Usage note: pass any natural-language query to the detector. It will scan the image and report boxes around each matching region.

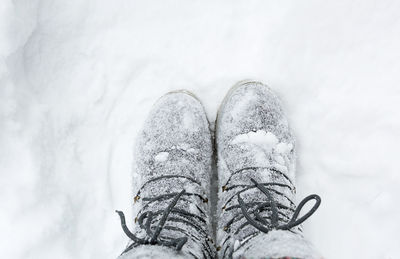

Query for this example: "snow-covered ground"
[1,1,400,258]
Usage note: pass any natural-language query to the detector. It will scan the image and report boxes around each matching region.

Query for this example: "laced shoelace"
[116,173,214,258]
[220,167,321,258]
[238,178,320,232]
[116,190,188,251]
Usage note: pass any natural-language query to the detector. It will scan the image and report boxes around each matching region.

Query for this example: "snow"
[233,239,241,252]
[231,129,293,172]
[232,130,294,157]
[275,143,294,154]
[232,130,279,151]
[1,1,400,258]
[154,151,169,162]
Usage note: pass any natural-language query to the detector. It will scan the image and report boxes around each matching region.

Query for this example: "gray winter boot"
[216,81,321,259]
[116,91,215,259]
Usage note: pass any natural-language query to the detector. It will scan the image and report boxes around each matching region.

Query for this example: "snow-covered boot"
[116,91,215,259]
[216,81,321,259]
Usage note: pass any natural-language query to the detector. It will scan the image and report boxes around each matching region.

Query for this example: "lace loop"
[280,194,321,230]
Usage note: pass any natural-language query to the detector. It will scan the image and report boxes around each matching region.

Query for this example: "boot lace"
[238,178,320,232]
[116,174,214,258]
[220,166,321,258]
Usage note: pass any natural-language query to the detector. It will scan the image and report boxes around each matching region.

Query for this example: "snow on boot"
[216,81,321,259]
[116,91,215,259]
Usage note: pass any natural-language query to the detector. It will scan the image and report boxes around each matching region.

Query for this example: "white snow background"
[1,1,399,258]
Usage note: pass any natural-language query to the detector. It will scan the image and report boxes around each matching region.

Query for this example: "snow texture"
[1,1,400,258]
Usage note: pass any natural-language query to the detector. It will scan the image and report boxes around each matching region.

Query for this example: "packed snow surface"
[1,1,400,259]
[154,152,169,162]
[231,130,293,171]
[232,130,279,150]
[232,130,293,155]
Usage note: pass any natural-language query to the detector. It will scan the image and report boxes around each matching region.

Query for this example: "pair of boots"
[116,81,321,259]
